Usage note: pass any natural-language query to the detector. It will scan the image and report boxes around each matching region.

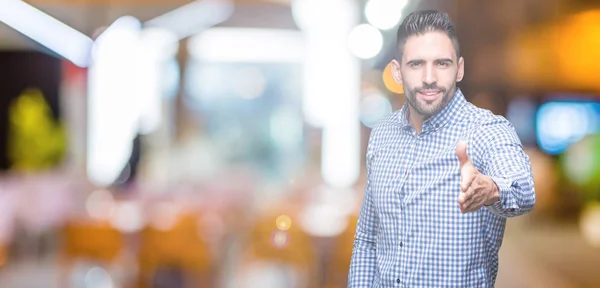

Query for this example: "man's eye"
[410,62,421,67]
[437,62,449,67]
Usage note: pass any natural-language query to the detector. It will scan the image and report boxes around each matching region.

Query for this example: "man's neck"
[408,107,427,134]
[407,88,457,134]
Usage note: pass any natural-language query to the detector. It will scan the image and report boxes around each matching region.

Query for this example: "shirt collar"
[397,88,467,132]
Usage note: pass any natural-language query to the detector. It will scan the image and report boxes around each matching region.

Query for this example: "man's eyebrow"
[405,59,425,65]
[436,58,454,63]
[405,58,454,65]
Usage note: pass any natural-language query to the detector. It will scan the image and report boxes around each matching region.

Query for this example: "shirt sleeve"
[348,133,379,287]
[477,116,536,218]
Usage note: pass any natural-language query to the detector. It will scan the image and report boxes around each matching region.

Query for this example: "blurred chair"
[235,210,319,288]
[59,220,124,287]
[323,214,358,288]
[136,213,213,288]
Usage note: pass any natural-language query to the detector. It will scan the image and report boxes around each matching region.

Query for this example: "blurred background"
[0,0,599,287]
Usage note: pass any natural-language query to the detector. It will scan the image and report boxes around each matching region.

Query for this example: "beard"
[404,82,456,118]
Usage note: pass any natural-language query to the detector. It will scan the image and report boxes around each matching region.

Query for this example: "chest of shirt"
[369,126,484,219]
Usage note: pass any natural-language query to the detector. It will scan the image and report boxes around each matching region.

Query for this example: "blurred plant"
[7,88,66,172]
[560,133,600,202]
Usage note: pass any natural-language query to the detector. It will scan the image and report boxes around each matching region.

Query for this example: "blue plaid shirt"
[348,89,536,287]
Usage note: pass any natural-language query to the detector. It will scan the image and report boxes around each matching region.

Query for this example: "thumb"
[456,141,470,167]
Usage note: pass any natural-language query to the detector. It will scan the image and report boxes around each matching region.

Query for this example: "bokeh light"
[348,24,383,59]
[84,266,114,288]
[275,215,292,231]
[580,202,600,248]
[298,203,349,237]
[291,0,357,32]
[148,202,180,231]
[562,134,600,200]
[555,10,600,91]
[109,201,144,233]
[364,0,408,30]
[360,92,393,128]
[85,189,115,220]
[536,102,600,155]
[270,230,290,249]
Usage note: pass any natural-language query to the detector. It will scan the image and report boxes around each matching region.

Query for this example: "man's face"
[391,31,464,118]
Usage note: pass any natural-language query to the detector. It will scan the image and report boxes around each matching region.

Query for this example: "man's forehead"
[402,31,457,61]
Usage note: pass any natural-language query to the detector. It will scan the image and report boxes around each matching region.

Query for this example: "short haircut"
[396,10,460,59]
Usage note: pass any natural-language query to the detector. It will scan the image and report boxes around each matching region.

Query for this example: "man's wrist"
[484,176,500,206]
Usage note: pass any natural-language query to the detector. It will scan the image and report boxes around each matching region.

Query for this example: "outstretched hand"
[456,141,499,213]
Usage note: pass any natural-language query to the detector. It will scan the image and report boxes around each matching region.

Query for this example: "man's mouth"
[417,90,443,101]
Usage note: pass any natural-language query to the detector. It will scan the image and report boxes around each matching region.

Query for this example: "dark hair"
[396,10,460,59]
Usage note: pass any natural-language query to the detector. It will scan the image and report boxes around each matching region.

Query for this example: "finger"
[465,185,475,200]
[459,199,472,214]
[455,141,470,167]
[458,185,476,211]
[457,191,467,205]
[457,185,473,205]
[461,190,475,212]
[460,203,468,214]
[461,170,475,192]
[459,199,473,213]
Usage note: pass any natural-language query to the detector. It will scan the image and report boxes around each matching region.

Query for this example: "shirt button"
[396,278,401,284]
[399,242,403,247]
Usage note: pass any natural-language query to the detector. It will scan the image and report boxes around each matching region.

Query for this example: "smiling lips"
[417,90,443,101]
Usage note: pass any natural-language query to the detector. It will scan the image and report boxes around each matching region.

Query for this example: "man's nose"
[423,64,437,85]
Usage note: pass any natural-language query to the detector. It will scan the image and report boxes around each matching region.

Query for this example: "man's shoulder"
[464,103,519,142]
[370,111,401,137]
[464,103,512,128]
[366,111,402,152]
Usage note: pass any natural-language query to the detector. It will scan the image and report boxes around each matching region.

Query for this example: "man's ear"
[457,56,465,82]
[391,59,402,85]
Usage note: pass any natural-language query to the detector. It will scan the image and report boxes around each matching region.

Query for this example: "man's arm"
[348,144,379,286]
[478,118,536,218]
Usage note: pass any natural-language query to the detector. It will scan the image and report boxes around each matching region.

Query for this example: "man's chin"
[415,103,443,117]
[418,98,440,109]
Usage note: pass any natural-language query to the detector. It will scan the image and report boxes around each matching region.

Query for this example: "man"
[348,10,535,287]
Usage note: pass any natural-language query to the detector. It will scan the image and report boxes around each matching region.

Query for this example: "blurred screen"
[536,97,600,155]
